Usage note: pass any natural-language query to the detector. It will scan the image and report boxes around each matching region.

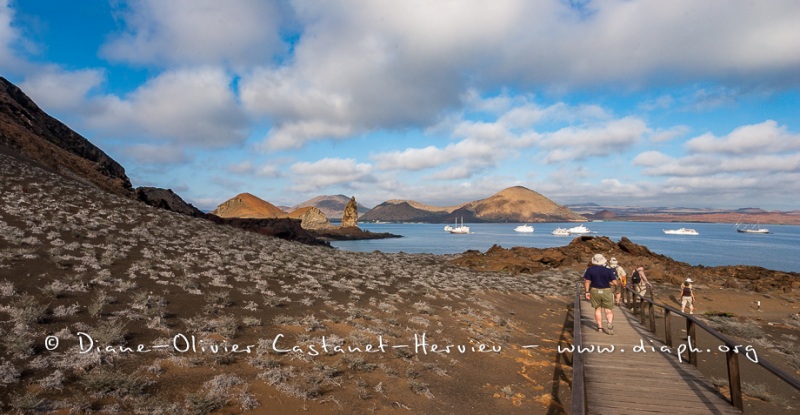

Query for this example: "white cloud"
[227,161,254,174]
[99,0,800,151]
[685,120,800,155]
[627,121,800,208]
[289,158,374,192]
[541,117,648,162]
[632,151,674,167]
[0,0,16,66]
[122,143,192,164]
[87,67,249,148]
[101,0,289,68]
[256,165,281,178]
[19,69,105,111]
[649,126,690,143]
[373,146,447,171]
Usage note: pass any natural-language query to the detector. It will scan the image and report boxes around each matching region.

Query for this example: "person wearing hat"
[608,257,627,305]
[679,278,696,314]
[583,253,619,334]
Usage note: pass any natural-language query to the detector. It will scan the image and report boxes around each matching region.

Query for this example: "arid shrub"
[81,367,151,397]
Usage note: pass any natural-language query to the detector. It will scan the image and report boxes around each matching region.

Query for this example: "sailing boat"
[735,215,769,234]
[449,217,470,234]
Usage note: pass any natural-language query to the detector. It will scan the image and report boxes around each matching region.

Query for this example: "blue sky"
[2,0,799,211]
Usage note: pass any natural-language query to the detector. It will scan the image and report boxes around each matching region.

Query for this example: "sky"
[2,0,799,212]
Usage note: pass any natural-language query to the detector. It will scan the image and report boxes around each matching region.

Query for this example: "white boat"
[567,225,591,234]
[735,216,769,234]
[737,226,769,234]
[449,217,470,234]
[513,224,534,233]
[443,225,453,232]
[663,228,699,235]
[552,227,570,236]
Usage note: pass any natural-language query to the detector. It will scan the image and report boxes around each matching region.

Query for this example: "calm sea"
[331,222,800,273]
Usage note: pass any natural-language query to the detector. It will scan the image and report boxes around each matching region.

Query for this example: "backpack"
[631,270,641,285]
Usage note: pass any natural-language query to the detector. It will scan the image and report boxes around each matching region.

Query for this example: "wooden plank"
[579,302,742,414]
[588,403,741,415]
[586,382,729,403]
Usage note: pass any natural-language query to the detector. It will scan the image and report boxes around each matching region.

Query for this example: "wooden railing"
[624,284,800,410]
[571,281,586,415]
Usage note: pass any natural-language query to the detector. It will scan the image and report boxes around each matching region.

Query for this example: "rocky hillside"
[210,192,286,218]
[292,194,370,219]
[0,150,573,414]
[361,186,585,223]
[0,77,132,196]
[135,187,206,217]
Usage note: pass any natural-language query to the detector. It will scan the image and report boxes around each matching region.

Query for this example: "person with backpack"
[608,257,626,305]
[630,265,650,304]
[583,254,619,335]
[679,278,696,314]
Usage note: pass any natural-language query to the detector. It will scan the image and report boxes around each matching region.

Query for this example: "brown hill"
[359,200,459,222]
[466,186,586,222]
[210,192,285,218]
[360,186,585,223]
[0,76,132,196]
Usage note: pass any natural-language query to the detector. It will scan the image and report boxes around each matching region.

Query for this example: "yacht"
[663,228,699,235]
[737,226,769,234]
[513,224,534,233]
[567,225,591,234]
[552,227,570,236]
[449,217,470,234]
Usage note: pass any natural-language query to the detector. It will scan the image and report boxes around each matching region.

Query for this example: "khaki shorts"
[590,287,614,309]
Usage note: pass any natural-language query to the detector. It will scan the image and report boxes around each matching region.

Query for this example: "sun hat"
[591,254,607,266]
[685,278,693,283]
[609,257,618,266]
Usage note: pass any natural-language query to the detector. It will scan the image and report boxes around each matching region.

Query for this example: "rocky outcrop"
[136,187,205,217]
[203,215,329,246]
[341,196,359,228]
[292,195,370,220]
[287,206,332,230]
[0,77,132,196]
[452,236,799,293]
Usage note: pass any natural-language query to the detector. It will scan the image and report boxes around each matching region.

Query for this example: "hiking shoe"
[606,324,614,335]
[597,327,603,333]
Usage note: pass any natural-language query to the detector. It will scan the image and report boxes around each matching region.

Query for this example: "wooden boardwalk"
[578,299,742,414]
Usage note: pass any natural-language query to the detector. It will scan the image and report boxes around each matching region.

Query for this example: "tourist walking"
[583,254,619,335]
[679,278,696,314]
[630,265,650,298]
[608,257,627,305]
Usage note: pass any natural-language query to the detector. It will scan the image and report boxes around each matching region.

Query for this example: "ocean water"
[330,222,800,273]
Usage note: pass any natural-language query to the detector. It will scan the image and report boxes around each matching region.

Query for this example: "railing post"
[571,282,586,415]
[648,302,655,332]
[665,309,672,347]
[687,319,697,366]
[639,297,645,324]
[726,349,743,410]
